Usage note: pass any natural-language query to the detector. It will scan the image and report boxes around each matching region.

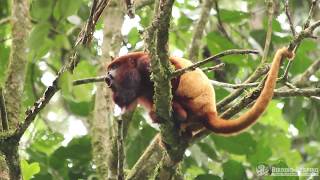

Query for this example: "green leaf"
[290,40,315,75]
[247,142,272,166]
[263,18,282,32]
[0,43,10,84]
[54,34,71,50]
[177,15,193,31]
[30,130,64,156]
[53,0,82,20]
[219,9,249,23]
[195,174,221,180]
[211,132,256,155]
[185,165,206,179]
[58,71,73,99]
[307,101,320,140]
[206,32,236,55]
[71,61,97,102]
[222,160,247,180]
[49,136,93,179]
[21,160,41,180]
[67,99,93,116]
[28,23,51,52]
[249,30,266,47]
[264,131,302,167]
[126,107,157,167]
[213,87,230,101]
[137,6,152,27]
[127,28,140,47]
[283,98,304,123]
[30,0,54,21]
[197,142,218,161]
[259,101,289,132]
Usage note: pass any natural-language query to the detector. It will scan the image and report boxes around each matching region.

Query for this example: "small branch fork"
[281,0,319,81]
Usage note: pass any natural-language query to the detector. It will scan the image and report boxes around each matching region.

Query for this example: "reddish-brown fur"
[106,48,294,135]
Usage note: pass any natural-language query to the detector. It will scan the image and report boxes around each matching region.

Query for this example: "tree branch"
[294,60,320,87]
[145,0,187,161]
[73,76,106,86]
[126,135,163,180]
[171,49,259,78]
[274,87,320,97]
[210,80,259,89]
[0,17,12,26]
[214,0,232,42]
[117,119,124,180]
[303,0,318,29]
[261,0,274,64]
[0,87,8,131]
[280,0,319,81]
[285,0,296,36]
[188,0,214,61]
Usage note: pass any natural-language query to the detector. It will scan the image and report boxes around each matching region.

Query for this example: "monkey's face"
[106,59,142,108]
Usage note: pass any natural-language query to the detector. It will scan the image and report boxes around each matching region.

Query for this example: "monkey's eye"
[111,64,119,70]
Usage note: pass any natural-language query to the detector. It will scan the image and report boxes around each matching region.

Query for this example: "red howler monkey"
[105,48,294,135]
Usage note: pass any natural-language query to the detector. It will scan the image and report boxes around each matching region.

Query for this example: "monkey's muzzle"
[105,72,112,88]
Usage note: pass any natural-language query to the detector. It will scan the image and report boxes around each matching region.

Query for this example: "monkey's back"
[169,57,217,116]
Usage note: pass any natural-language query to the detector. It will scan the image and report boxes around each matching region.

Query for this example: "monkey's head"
[105,52,150,108]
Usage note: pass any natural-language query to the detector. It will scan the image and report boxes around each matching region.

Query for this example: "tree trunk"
[89,2,124,179]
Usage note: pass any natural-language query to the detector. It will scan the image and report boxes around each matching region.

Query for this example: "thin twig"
[288,20,320,51]
[285,0,296,36]
[188,0,214,60]
[73,76,105,86]
[171,49,259,78]
[299,60,320,82]
[201,63,225,72]
[282,17,320,81]
[117,119,124,180]
[274,87,320,97]
[214,0,232,42]
[211,80,259,89]
[293,60,320,87]
[261,0,274,64]
[30,62,40,99]
[281,0,319,81]
[303,0,318,29]
[0,87,9,131]
[71,0,111,71]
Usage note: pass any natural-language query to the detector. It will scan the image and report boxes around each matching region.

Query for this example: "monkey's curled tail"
[205,47,294,135]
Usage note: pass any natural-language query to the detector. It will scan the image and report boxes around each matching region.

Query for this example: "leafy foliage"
[0,0,319,179]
